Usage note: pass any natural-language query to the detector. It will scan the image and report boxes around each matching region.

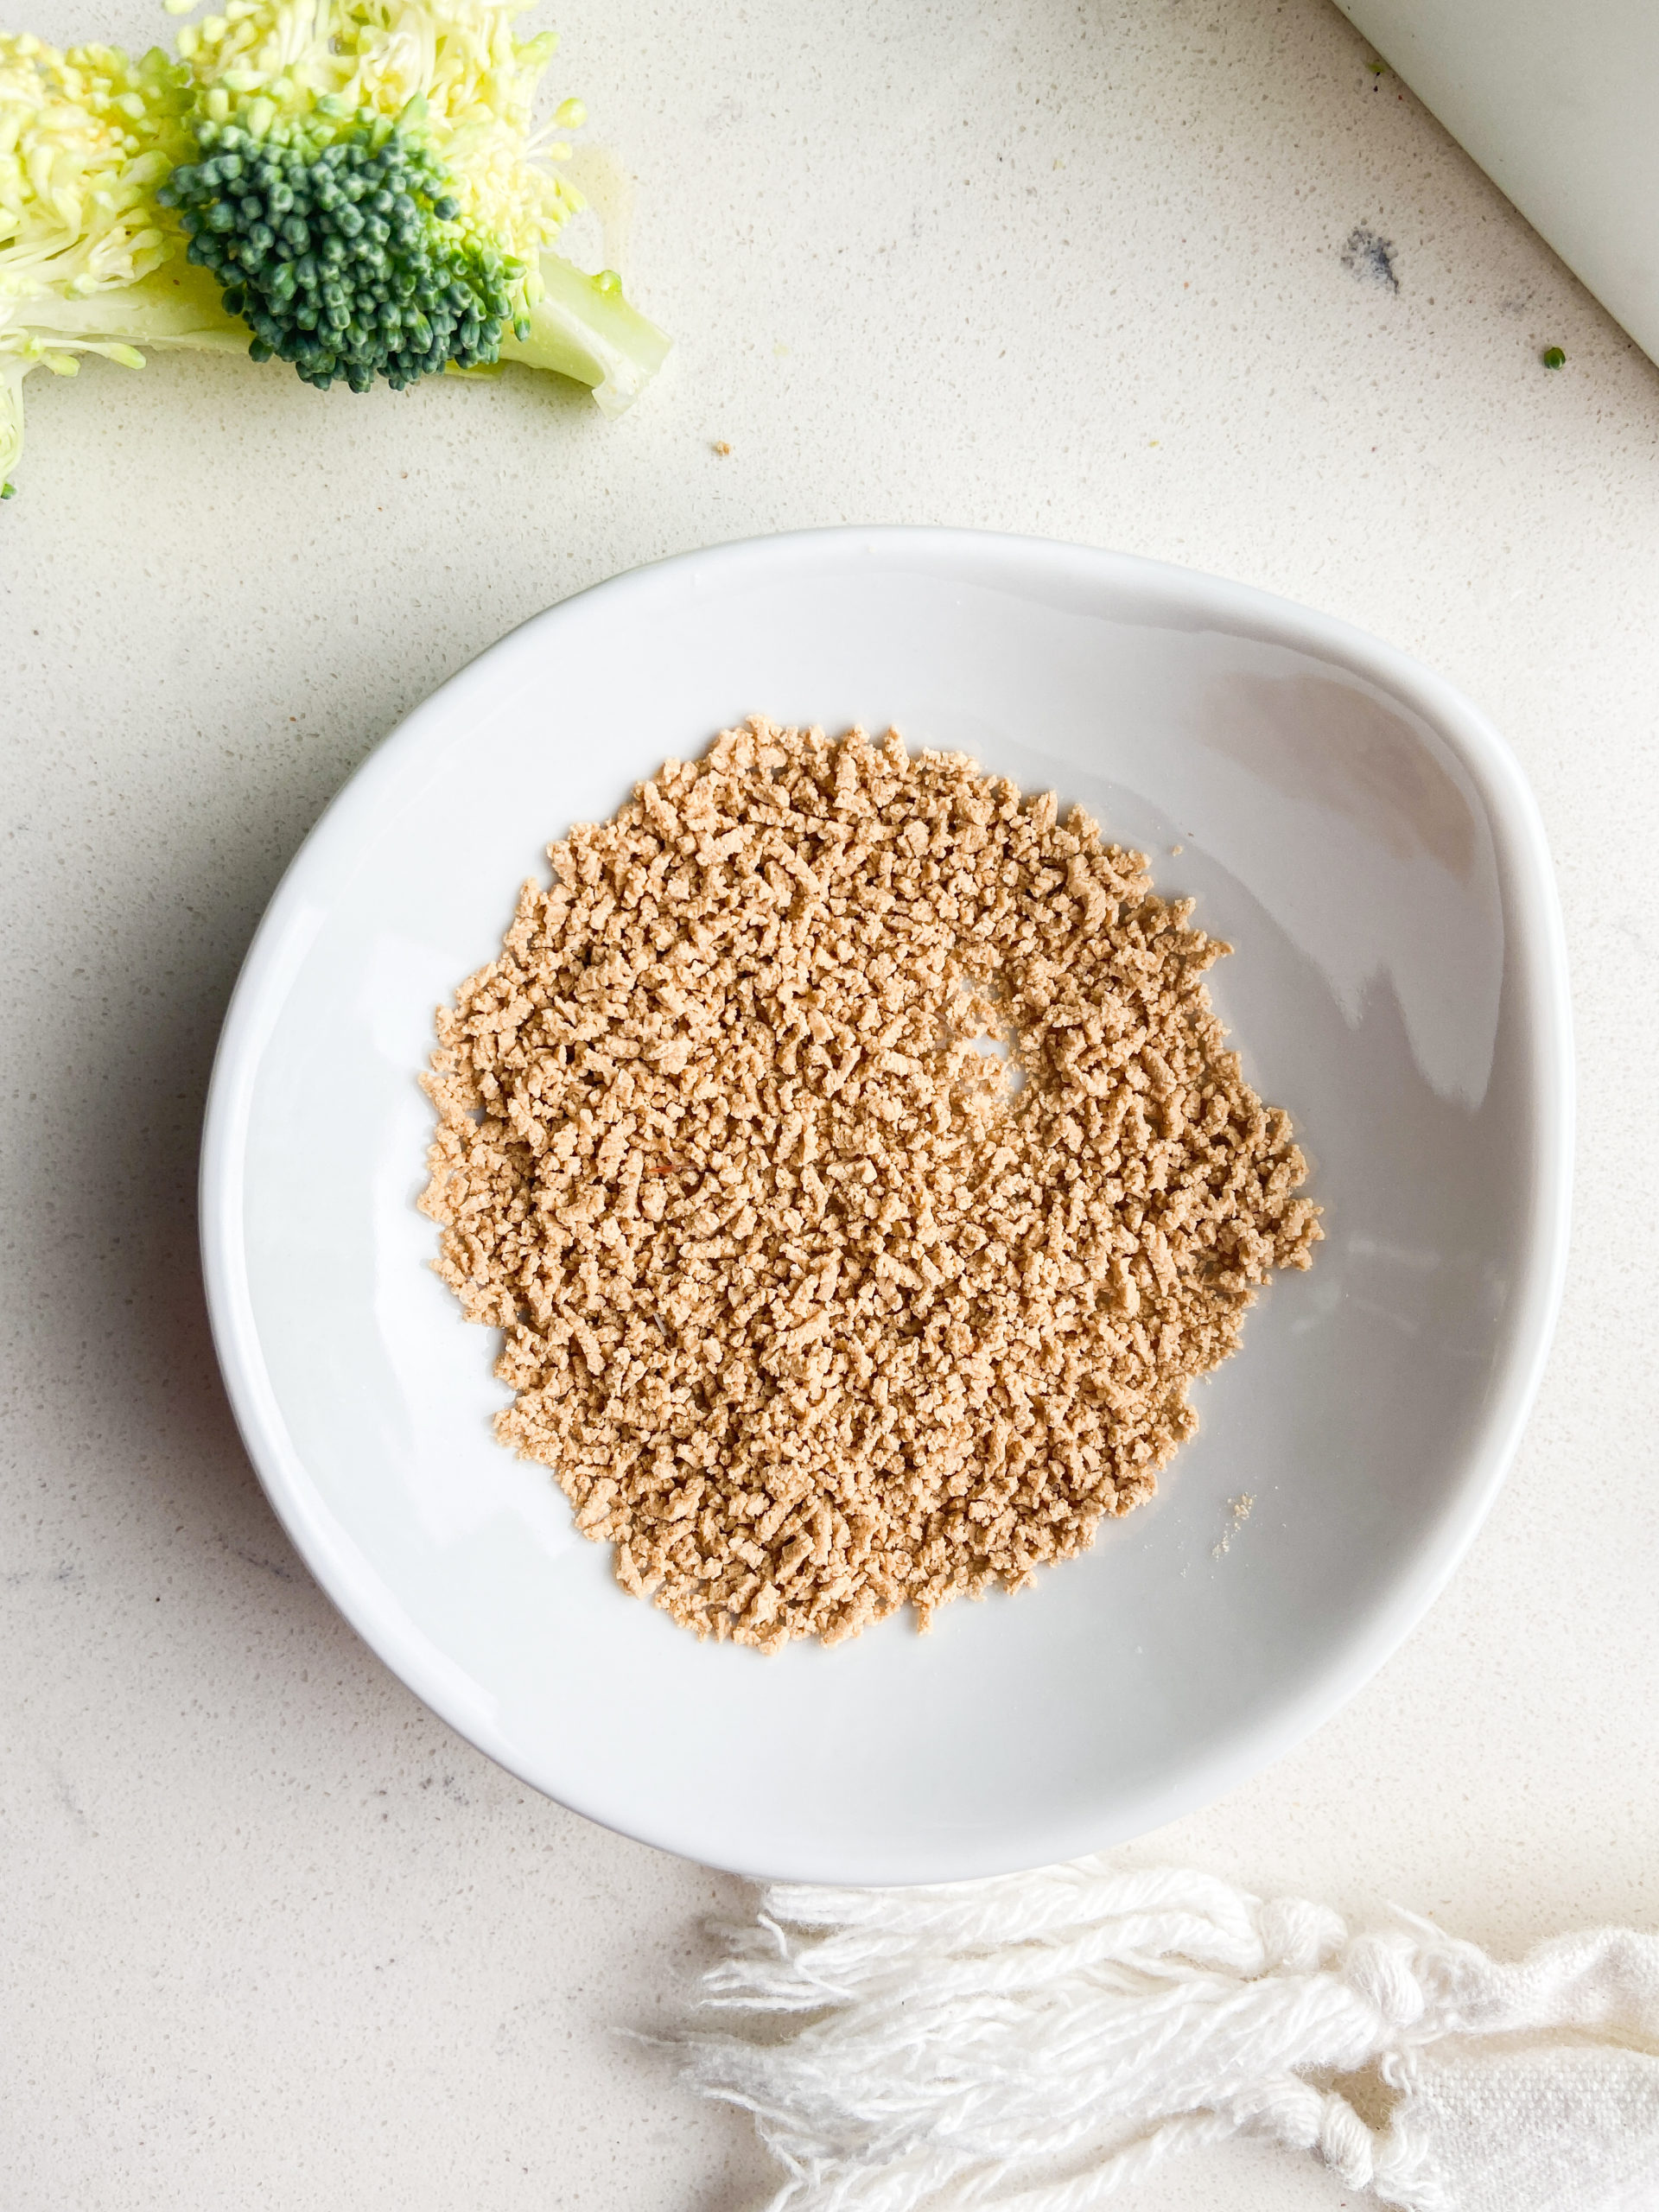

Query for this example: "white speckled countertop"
[5,1,1658,2205]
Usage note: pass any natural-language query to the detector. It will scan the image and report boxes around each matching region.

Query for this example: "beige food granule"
[1213,1492,1255,1559]
[421,721,1320,1649]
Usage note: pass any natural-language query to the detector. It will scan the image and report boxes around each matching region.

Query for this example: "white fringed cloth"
[683,1861,1659,2212]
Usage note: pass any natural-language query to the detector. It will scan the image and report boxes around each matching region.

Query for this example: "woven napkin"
[683,1860,1659,2211]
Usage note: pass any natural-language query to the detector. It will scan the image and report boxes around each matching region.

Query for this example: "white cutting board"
[1336,0,1659,365]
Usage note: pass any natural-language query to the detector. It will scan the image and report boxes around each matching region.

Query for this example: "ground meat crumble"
[420,720,1319,1649]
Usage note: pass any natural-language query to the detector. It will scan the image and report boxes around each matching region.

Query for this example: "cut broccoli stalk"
[6,244,668,491]
[3,247,664,486]
[502,254,672,416]
[14,250,665,404]
[10,260,251,355]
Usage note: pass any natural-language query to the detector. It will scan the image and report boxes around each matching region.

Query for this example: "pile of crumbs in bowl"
[421,720,1319,1649]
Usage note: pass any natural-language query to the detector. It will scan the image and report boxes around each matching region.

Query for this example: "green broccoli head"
[157,0,591,391]
[159,101,526,392]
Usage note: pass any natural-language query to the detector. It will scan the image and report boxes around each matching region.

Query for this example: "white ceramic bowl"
[200,529,1571,1884]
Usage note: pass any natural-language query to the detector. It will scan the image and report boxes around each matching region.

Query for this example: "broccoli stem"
[499,253,671,416]
[16,258,252,354]
[2,245,665,488]
[17,251,667,411]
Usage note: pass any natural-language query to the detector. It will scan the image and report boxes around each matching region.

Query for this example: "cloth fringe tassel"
[681,1859,1659,2212]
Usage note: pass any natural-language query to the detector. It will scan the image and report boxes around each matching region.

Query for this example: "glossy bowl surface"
[200,530,1572,1882]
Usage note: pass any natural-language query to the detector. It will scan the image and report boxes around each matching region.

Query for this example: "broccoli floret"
[160,105,522,393]
[0,35,233,486]
[0,0,667,490]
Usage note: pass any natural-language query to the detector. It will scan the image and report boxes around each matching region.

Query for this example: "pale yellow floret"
[0,35,188,310]
[1,33,197,477]
[166,0,585,280]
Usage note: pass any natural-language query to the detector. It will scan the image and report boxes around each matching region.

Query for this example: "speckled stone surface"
[4,0,1657,2206]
